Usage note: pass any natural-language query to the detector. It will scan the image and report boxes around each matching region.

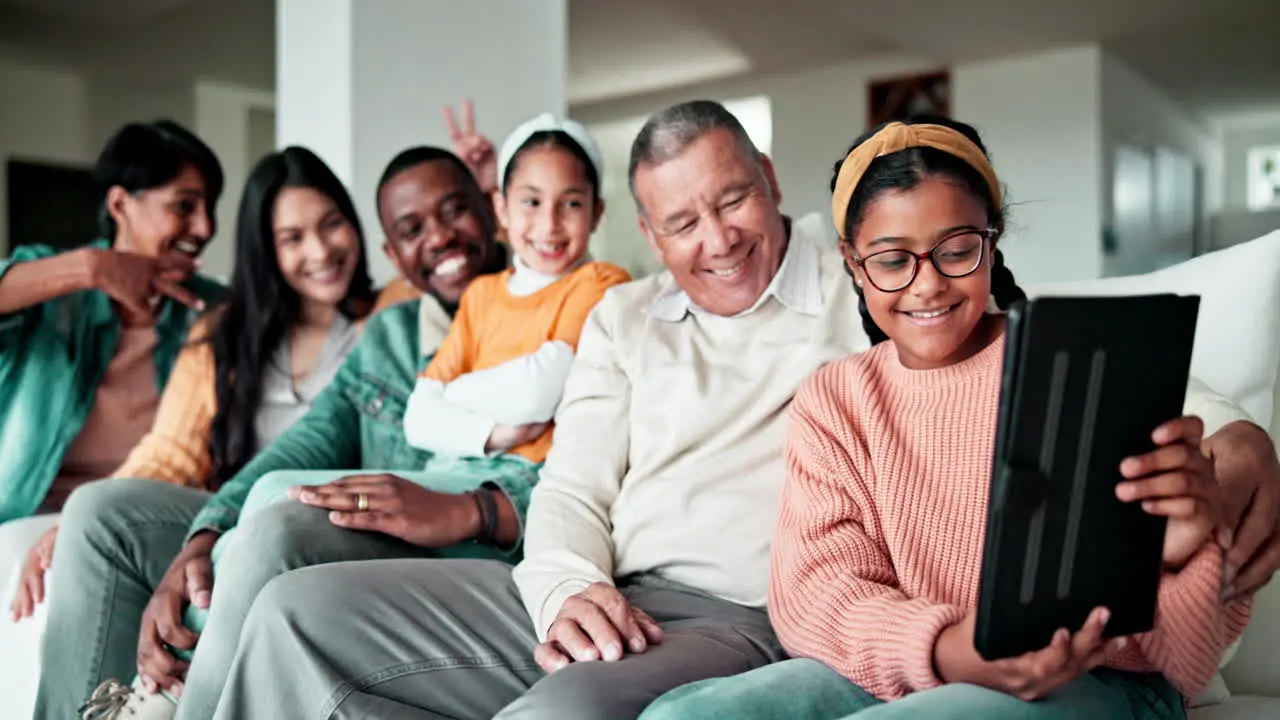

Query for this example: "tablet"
[974,294,1201,661]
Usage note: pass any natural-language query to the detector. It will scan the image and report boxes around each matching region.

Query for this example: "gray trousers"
[35,477,436,720]
[212,559,785,719]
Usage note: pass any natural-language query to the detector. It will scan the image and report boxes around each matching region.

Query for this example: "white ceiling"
[0,0,1276,122]
[569,0,1280,120]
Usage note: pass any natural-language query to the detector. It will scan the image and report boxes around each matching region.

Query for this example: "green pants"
[209,561,784,719]
[639,658,1186,720]
[36,459,536,720]
[179,463,527,642]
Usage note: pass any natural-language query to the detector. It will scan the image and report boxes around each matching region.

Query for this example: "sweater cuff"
[1157,542,1222,625]
[1159,543,1253,652]
[535,578,594,641]
[1145,542,1230,696]
[889,602,968,692]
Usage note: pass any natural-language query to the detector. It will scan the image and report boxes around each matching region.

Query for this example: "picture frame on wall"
[867,71,951,128]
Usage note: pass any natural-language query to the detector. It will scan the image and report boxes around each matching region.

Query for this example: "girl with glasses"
[638,115,1251,720]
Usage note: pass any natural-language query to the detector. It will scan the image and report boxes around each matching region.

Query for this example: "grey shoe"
[79,679,177,720]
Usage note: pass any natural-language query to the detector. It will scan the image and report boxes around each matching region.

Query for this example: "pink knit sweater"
[769,333,1252,701]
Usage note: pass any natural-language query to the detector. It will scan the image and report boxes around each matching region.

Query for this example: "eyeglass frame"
[849,228,999,293]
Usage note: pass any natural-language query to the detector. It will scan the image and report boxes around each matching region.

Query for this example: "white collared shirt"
[508,252,590,297]
[643,212,827,322]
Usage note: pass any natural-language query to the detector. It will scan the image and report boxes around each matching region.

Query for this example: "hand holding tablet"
[974,294,1204,661]
[934,606,1126,701]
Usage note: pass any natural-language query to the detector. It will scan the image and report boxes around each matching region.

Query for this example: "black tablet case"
[974,294,1200,661]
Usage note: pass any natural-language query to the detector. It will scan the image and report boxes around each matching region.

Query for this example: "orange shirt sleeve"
[550,263,631,350]
[422,276,489,383]
[111,321,217,488]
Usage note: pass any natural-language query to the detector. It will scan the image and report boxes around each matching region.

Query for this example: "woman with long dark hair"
[204,145,375,485]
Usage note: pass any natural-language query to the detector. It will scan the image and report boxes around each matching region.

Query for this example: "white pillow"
[1024,231,1280,706]
[1023,231,1280,431]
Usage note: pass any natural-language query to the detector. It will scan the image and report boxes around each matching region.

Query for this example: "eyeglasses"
[852,229,996,293]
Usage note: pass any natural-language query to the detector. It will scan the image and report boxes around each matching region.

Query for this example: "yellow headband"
[830,122,1002,239]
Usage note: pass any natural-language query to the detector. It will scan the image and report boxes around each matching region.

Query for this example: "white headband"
[496,112,604,193]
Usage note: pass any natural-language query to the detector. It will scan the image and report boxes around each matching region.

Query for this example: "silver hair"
[627,100,762,214]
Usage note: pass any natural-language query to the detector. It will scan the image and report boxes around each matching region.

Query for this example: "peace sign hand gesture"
[443,99,498,195]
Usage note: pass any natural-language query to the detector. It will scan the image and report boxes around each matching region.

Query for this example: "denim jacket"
[0,241,227,522]
[187,299,539,544]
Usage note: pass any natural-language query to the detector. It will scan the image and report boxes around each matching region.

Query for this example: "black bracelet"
[470,489,499,546]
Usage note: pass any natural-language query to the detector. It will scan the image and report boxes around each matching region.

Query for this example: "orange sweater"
[770,333,1251,701]
[422,261,631,463]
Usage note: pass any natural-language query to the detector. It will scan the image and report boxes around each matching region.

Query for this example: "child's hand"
[934,607,1125,701]
[442,99,497,195]
[1116,416,1221,568]
[9,524,57,621]
[486,422,551,454]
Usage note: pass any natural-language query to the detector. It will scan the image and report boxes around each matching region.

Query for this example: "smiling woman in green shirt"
[0,120,228,593]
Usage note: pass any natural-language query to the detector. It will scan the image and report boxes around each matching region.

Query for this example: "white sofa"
[1028,230,1280,718]
[2,232,1278,718]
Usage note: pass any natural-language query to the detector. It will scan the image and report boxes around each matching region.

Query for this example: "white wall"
[348,0,568,285]
[88,74,195,152]
[1211,116,1280,250]
[0,57,261,273]
[578,47,1121,283]
[0,61,93,254]
[573,55,941,242]
[1222,120,1280,211]
[578,45,1235,285]
[954,45,1105,283]
[278,0,568,286]
[1100,54,1222,275]
[1102,54,1222,216]
[275,0,353,190]
[194,80,276,280]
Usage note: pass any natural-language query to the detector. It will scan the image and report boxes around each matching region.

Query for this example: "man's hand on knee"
[535,583,664,673]
[136,531,218,695]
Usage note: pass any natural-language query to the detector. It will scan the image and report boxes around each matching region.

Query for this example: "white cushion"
[1220,574,1280,698]
[1189,673,1233,708]
[1187,695,1280,720]
[1023,231,1280,431]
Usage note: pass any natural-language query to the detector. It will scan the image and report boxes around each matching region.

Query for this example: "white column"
[194,80,276,281]
[954,45,1105,283]
[277,0,568,284]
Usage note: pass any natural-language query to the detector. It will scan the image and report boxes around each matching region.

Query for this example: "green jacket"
[187,299,538,546]
[0,241,227,523]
